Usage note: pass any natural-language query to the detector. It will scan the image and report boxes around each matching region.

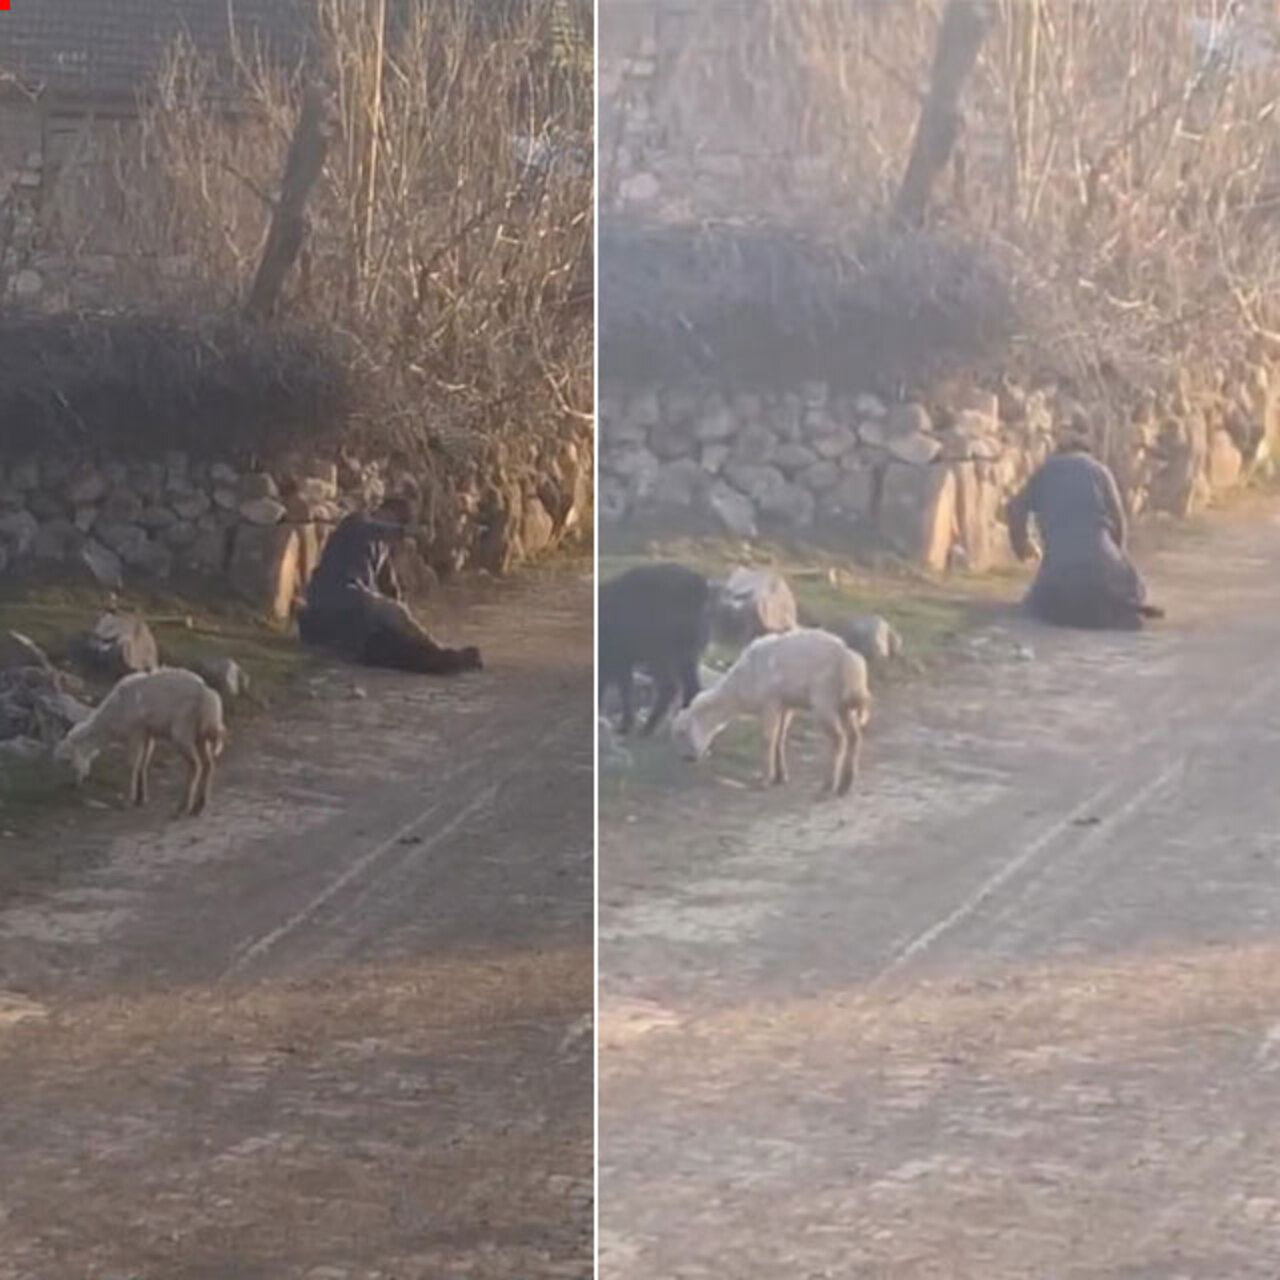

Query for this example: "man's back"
[1023,451,1126,559]
[307,514,394,600]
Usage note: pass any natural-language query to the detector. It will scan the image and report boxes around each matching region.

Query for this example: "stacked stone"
[598,382,1043,570]
[0,428,594,617]
[600,362,1280,571]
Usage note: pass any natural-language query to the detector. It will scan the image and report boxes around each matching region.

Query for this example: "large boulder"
[832,614,904,665]
[877,463,956,571]
[79,612,160,677]
[711,567,798,645]
[228,524,304,621]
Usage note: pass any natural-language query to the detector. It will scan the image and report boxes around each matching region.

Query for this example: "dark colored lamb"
[599,562,712,735]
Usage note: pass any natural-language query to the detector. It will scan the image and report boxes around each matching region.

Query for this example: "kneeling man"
[298,496,482,673]
[1007,438,1164,630]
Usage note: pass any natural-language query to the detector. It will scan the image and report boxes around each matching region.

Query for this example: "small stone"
[707,483,757,538]
[835,614,903,663]
[855,393,887,419]
[137,505,177,531]
[774,442,819,472]
[297,476,336,504]
[79,539,123,588]
[163,520,198,549]
[210,462,239,486]
[238,472,279,501]
[171,491,212,521]
[194,656,250,700]
[79,612,159,675]
[0,510,39,556]
[32,518,77,562]
[240,497,287,526]
[694,398,736,442]
[812,427,859,460]
[712,568,798,643]
[700,443,731,475]
[99,522,159,569]
[887,402,933,437]
[798,460,842,492]
[886,431,943,465]
[102,488,144,524]
[729,424,778,467]
[66,464,107,505]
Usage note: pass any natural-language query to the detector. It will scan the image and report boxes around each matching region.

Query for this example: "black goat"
[599,563,711,735]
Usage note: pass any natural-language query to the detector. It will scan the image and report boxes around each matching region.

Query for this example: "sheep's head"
[671,706,716,761]
[52,731,97,784]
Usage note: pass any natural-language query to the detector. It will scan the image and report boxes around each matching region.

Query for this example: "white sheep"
[53,668,227,817]
[671,628,871,796]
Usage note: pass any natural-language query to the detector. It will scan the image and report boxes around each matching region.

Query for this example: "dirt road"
[0,567,593,1280]
[600,501,1280,1278]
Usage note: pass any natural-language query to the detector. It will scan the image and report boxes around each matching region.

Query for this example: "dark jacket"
[1007,451,1148,628]
[305,514,403,608]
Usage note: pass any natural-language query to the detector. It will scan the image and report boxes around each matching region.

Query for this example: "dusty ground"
[600,498,1280,1278]
[0,565,594,1280]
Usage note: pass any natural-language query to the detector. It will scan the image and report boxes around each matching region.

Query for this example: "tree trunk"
[246,86,334,321]
[893,0,997,228]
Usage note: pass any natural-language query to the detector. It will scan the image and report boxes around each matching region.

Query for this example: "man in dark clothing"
[1007,443,1164,630]
[298,498,482,673]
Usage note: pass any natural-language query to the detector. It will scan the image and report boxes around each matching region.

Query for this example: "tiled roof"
[0,0,310,101]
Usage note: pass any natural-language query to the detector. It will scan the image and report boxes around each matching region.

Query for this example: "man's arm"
[376,548,403,601]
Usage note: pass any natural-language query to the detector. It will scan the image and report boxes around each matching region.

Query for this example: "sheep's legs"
[615,665,636,736]
[191,739,216,817]
[763,706,792,785]
[642,671,680,736]
[176,742,203,818]
[836,707,863,796]
[678,657,701,708]
[815,713,849,797]
[128,734,155,807]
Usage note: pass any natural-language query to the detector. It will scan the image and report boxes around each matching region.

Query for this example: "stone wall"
[0,432,592,616]
[599,365,1280,570]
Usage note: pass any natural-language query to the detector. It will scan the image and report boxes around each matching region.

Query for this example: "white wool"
[55,667,225,780]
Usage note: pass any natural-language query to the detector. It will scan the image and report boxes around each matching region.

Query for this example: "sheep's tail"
[847,688,872,730]
[201,690,228,758]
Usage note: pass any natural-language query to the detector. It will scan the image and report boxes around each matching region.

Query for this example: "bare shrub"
[606,0,1280,414]
[104,0,593,460]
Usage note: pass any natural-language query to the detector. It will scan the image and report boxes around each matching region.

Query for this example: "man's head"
[374,494,416,530]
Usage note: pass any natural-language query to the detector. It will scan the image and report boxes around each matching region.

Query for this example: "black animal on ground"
[297,500,483,674]
[599,562,711,735]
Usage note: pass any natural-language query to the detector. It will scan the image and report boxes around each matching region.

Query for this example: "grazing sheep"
[53,668,227,817]
[671,628,871,796]
[599,563,712,736]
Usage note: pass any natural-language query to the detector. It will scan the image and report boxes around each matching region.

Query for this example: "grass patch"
[598,535,1025,813]
[600,534,1024,671]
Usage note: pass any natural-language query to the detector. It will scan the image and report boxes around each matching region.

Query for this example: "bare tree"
[894,0,998,227]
